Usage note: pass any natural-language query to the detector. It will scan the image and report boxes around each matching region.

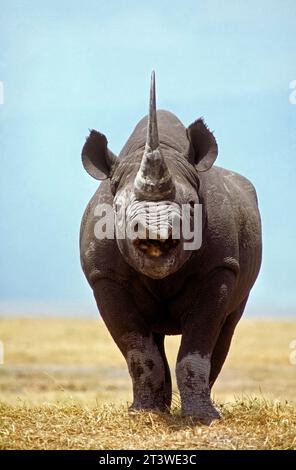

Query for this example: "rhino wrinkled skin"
[80,72,262,424]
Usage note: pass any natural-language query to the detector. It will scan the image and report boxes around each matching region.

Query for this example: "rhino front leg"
[176,269,237,424]
[122,332,167,411]
[176,351,220,424]
[93,279,168,412]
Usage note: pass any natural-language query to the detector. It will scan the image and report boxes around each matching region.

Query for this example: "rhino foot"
[182,401,221,425]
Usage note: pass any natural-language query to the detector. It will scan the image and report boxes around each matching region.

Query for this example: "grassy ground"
[0,318,295,449]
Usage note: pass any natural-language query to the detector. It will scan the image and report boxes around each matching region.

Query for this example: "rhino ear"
[81,129,118,180]
[187,118,218,172]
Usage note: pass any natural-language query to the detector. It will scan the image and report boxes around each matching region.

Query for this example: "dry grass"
[0,317,295,449]
[1,399,295,450]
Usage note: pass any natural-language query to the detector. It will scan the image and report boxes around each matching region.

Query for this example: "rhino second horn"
[134,71,175,201]
[134,148,175,200]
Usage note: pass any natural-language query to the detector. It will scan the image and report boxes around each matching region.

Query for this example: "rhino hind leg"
[209,296,249,389]
[152,332,172,410]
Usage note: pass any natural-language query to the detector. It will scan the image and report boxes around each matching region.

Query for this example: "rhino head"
[82,72,218,279]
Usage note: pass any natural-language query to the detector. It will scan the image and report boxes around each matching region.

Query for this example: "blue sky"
[0,0,295,316]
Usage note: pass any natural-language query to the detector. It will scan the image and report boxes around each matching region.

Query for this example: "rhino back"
[119,110,190,158]
[198,166,262,305]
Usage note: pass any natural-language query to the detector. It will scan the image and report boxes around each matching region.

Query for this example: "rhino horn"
[134,71,174,201]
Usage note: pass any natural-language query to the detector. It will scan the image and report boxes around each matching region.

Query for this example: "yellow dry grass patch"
[0,317,295,449]
[1,399,295,450]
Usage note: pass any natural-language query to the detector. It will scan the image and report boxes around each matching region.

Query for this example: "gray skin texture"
[80,109,262,424]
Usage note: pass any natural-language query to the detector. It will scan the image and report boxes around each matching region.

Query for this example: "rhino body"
[80,73,262,423]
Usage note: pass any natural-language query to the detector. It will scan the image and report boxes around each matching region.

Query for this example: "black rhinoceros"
[80,72,262,424]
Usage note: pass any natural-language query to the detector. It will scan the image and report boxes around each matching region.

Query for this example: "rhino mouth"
[133,235,179,258]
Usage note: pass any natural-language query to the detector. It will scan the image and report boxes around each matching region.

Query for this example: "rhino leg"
[209,296,249,388]
[176,269,237,424]
[93,279,168,412]
[152,332,172,409]
[123,332,167,412]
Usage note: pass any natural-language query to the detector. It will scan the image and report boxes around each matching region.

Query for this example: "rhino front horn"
[134,71,175,201]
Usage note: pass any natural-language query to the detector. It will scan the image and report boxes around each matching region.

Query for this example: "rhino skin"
[80,72,262,424]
